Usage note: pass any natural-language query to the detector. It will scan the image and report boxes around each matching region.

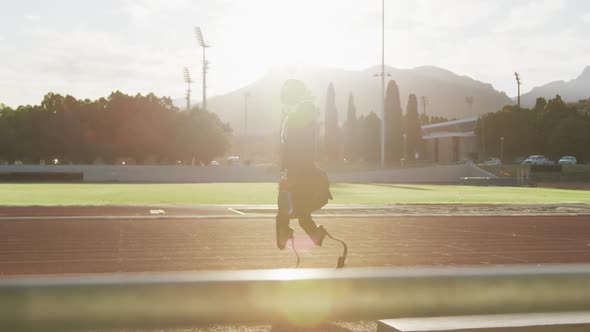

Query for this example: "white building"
[421,117,480,163]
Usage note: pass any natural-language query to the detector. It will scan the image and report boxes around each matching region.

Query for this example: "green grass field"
[1,183,589,206]
[480,164,590,181]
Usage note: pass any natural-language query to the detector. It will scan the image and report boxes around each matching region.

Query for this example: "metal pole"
[244,93,249,161]
[244,93,248,137]
[4,266,590,331]
[500,137,504,162]
[480,115,485,160]
[401,133,407,167]
[186,78,191,111]
[515,72,521,109]
[184,67,192,111]
[194,27,210,111]
[202,48,207,110]
[186,87,191,111]
[380,0,385,167]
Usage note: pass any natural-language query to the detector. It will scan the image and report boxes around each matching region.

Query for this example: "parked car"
[484,157,502,165]
[210,160,220,166]
[522,155,547,165]
[456,158,474,164]
[226,156,241,166]
[558,156,577,165]
[513,157,525,164]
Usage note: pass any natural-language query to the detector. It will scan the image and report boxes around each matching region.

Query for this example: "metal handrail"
[2,265,590,331]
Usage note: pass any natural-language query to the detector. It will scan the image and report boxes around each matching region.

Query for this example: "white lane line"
[0,213,589,221]
[0,215,255,221]
[227,208,246,215]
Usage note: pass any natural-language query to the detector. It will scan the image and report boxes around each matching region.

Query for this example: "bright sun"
[222,0,356,68]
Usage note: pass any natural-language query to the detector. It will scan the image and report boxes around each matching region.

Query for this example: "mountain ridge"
[177,64,513,135]
[520,66,590,106]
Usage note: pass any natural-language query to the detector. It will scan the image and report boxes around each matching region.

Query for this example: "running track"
[1,207,590,276]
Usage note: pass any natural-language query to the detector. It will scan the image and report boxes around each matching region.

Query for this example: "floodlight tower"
[380,0,385,167]
[183,67,193,111]
[466,96,474,113]
[373,70,391,164]
[421,96,428,116]
[244,92,251,137]
[515,72,522,109]
[243,92,251,161]
[194,27,211,110]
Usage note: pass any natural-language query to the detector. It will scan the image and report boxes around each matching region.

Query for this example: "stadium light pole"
[480,115,486,160]
[380,0,385,168]
[183,67,193,111]
[243,92,251,162]
[421,96,428,116]
[466,96,474,113]
[244,92,250,137]
[500,136,505,162]
[402,133,407,167]
[515,72,522,109]
[194,27,211,110]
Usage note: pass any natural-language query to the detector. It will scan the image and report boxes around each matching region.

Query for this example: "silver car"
[558,156,577,165]
[522,155,547,165]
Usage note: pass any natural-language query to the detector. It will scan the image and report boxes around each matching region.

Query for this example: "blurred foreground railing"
[3,265,590,331]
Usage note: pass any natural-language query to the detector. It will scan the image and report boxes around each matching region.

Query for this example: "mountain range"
[520,66,590,107]
[175,65,589,135]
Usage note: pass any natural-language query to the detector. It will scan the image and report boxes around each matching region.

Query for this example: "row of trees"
[0,92,231,165]
[476,96,590,162]
[322,81,424,164]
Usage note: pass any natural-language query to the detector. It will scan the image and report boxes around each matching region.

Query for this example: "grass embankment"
[0,183,589,206]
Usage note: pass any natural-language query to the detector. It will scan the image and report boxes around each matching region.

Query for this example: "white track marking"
[0,213,589,221]
[227,208,246,215]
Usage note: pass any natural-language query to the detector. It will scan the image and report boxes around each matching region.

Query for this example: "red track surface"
[1,208,590,276]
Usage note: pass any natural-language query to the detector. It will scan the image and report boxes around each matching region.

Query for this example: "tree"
[404,94,422,161]
[573,98,590,115]
[547,116,590,163]
[533,97,547,113]
[384,80,403,163]
[6,105,45,163]
[476,105,536,161]
[0,92,232,165]
[324,82,340,162]
[475,95,590,162]
[430,116,451,124]
[537,95,577,157]
[419,113,429,125]
[343,93,358,162]
[0,104,17,163]
[419,114,451,125]
[174,106,233,165]
[358,112,381,163]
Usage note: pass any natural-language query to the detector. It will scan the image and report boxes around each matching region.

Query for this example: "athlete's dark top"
[280,113,316,177]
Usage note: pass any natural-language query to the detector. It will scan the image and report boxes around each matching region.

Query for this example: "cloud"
[24,15,41,21]
[3,21,187,106]
[406,0,500,29]
[1,0,589,107]
[496,0,566,32]
[120,0,191,24]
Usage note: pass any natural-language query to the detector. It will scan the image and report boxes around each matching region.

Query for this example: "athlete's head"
[280,79,309,107]
[280,80,317,126]
[288,99,318,127]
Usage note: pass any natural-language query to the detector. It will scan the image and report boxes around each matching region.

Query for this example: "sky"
[1,0,590,108]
